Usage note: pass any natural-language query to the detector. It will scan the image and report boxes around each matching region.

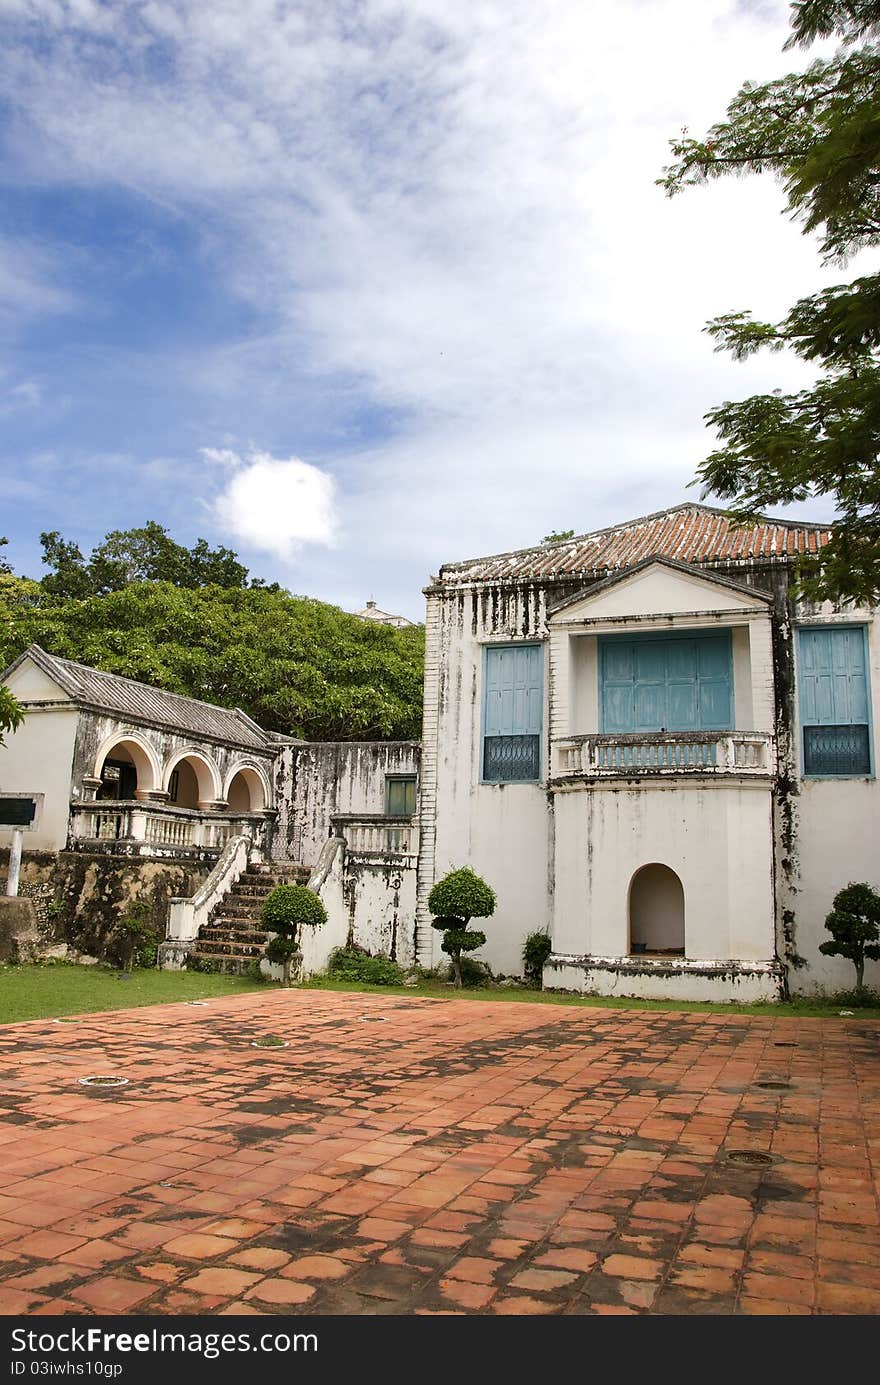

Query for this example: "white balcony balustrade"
[68,801,272,856]
[552,732,774,780]
[331,814,419,858]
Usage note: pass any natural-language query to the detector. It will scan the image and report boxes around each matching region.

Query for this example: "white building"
[413,503,878,1000]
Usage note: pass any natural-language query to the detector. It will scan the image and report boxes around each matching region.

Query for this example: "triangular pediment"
[2,650,73,701]
[548,558,771,625]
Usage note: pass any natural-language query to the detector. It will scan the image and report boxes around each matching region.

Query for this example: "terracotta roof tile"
[438,503,833,587]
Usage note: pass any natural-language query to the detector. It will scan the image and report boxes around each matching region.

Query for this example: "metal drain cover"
[773,1042,797,1048]
[726,1149,775,1167]
[755,1080,791,1090]
[78,1075,129,1088]
[251,1038,289,1049]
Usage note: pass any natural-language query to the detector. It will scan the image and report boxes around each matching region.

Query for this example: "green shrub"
[261,884,327,986]
[108,901,159,971]
[820,882,880,992]
[522,930,552,987]
[327,947,404,986]
[427,867,496,988]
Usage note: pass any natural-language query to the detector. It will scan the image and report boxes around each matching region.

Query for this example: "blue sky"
[0,0,863,619]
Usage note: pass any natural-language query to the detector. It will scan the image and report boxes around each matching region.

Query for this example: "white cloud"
[209,450,338,562]
[0,0,862,612]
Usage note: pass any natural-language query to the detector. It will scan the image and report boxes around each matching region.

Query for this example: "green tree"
[660,0,880,604]
[39,522,250,597]
[261,883,327,986]
[0,538,10,575]
[0,685,23,745]
[0,577,424,741]
[819,880,880,991]
[427,867,496,988]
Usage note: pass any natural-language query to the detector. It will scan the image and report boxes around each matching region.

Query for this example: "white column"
[5,830,23,897]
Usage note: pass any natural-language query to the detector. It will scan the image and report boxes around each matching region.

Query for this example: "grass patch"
[303,975,880,1018]
[0,962,269,1024]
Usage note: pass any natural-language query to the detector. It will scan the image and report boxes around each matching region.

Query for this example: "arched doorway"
[164,752,221,809]
[628,864,685,956]
[226,767,268,813]
[95,737,157,800]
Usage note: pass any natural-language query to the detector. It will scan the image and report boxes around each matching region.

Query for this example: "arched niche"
[628,863,685,956]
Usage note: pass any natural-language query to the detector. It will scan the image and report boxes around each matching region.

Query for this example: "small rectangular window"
[385,775,417,816]
[483,644,543,783]
[798,626,872,777]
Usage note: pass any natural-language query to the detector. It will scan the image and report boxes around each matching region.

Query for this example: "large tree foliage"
[661,0,880,604]
[0,529,424,742]
[39,521,251,599]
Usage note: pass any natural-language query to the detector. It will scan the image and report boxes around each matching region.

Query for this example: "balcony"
[331,814,419,859]
[551,731,774,781]
[68,801,273,858]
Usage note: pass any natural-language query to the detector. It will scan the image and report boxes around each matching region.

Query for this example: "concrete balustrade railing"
[551,732,775,779]
[330,814,419,857]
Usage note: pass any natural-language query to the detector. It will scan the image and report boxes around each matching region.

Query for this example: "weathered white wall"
[784,608,880,994]
[0,707,78,852]
[343,859,417,967]
[418,584,552,977]
[276,741,420,866]
[551,783,776,965]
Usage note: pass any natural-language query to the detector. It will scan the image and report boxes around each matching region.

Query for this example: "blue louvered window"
[600,632,733,733]
[797,626,872,777]
[483,644,543,782]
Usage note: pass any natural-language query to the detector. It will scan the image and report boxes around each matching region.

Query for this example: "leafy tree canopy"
[819,879,880,989]
[660,0,880,604]
[0,684,23,745]
[0,526,424,742]
[39,521,251,599]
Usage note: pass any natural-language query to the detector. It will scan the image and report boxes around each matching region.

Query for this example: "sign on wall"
[0,796,40,830]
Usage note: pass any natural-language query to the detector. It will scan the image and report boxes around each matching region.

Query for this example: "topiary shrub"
[820,882,880,993]
[427,867,496,988]
[522,929,552,988]
[261,884,327,987]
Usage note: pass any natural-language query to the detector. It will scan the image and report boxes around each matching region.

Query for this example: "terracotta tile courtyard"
[0,989,878,1316]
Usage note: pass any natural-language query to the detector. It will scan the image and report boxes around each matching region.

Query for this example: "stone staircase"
[190,863,311,975]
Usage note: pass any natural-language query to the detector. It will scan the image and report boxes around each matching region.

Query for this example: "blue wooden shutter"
[798,627,871,775]
[483,644,542,781]
[601,634,732,733]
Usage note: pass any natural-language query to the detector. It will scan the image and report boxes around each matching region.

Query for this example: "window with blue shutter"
[600,632,733,733]
[797,626,872,776]
[483,644,543,782]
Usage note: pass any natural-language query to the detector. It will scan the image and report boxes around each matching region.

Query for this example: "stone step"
[217,899,270,916]
[200,923,270,941]
[197,939,265,958]
[191,952,260,976]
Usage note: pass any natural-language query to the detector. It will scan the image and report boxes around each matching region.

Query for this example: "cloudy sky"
[0,0,861,619]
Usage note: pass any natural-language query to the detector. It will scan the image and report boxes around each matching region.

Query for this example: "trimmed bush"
[522,930,552,988]
[427,867,496,988]
[820,882,880,992]
[261,883,327,986]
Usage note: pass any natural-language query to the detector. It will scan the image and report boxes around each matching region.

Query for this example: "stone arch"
[628,863,685,956]
[223,762,271,813]
[93,732,161,799]
[163,749,223,808]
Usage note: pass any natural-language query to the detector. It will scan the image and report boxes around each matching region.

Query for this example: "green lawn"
[1,963,878,1025]
[0,963,266,1024]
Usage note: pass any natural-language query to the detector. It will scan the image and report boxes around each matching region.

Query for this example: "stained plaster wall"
[781,604,880,994]
[417,583,553,977]
[274,741,420,867]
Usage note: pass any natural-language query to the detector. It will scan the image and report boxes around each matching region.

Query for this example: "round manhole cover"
[755,1080,791,1091]
[726,1149,775,1167]
[251,1037,289,1049]
[78,1075,129,1089]
[186,1001,210,1007]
